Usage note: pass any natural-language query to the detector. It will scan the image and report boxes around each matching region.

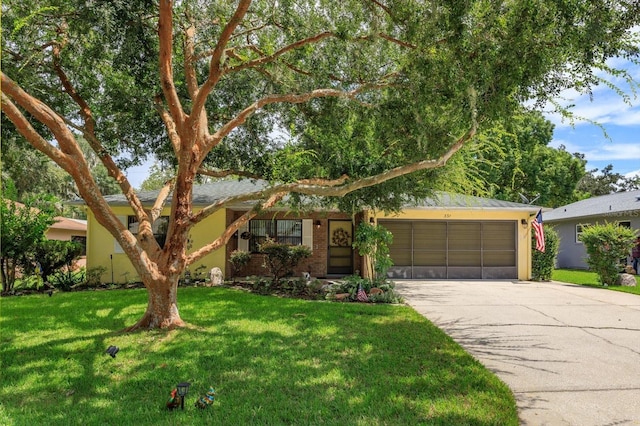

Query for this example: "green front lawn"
[552,269,640,295]
[0,287,517,425]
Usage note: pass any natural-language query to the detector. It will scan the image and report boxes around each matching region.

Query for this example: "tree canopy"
[466,110,588,208]
[0,199,56,292]
[576,164,640,196]
[2,0,639,329]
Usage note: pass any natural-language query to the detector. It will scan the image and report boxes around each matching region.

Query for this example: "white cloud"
[543,60,640,128]
[550,137,640,163]
[546,92,640,128]
[585,143,640,161]
[625,168,640,179]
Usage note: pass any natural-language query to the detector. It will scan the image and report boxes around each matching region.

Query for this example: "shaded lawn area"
[0,287,517,425]
[552,269,640,296]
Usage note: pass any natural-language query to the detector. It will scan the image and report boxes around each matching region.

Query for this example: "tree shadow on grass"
[0,287,518,425]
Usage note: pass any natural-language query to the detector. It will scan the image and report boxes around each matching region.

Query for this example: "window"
[71,236,87,256]
[576,224,589,243]
[128,216,169,248]
[249,219,302,252]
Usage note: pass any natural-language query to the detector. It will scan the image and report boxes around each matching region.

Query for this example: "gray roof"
[100,179,270,206]
[91,179,537,212]
[544,190,640,222]
[409,192,539,211]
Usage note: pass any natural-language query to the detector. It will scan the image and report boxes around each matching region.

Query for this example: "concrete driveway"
[395,280,640,426]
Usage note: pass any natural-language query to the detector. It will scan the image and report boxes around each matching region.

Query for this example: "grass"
[552,269,640,295]
[0,287,517,425]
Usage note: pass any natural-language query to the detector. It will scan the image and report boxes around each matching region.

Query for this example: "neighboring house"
[2,200,88,267]
[46,216,88,246]
[47,216,88,268]
[80,180,539,283]
[543,190,640,269]
[48,216,88,268]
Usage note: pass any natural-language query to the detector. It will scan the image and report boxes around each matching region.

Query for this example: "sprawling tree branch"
[225,31,335,74]
[154,96,182,156]
[150,180,175,223]
[191,87,477,229]
[50,45,143,210]
[2,72,158,260]
[197,168,263,180]
[189,0,251,127]
[0,93,68,166]
[158,0,186,131]
[186,191,286,265]
[203,86,383,153]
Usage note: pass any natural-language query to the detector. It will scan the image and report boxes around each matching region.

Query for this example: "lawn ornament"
[166,388,181,410]
[105,345,119,358]
[195,387,216,409]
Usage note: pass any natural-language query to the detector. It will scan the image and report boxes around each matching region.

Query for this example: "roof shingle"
[544,190,640,221]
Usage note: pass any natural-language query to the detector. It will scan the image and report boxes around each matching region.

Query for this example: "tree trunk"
[124,275,185,331]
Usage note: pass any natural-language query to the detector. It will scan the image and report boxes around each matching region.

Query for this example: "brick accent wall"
[225,210,362,279]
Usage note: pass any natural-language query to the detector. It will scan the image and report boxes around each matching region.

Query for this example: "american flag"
[532,209,545,252]
[356,284,368,302]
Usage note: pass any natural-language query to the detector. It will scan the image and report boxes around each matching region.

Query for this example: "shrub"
[229,250,251,280]
[259,239,311,285]
[50,267,86,291]
[83,266,107,288]
[531,226,559,281]
[331,274,402,303]
[353,222,393,279]
[33,240,83,285]
[580,222,637,286]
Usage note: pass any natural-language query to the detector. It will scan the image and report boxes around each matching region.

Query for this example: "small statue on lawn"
[195,386,216,409]
[166,388,181,410]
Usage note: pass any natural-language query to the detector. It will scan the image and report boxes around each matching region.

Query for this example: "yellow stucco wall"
[373,208,534,280]
[86,206,227,284]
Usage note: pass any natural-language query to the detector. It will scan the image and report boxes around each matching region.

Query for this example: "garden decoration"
[105,345,119,358]
[357,284,368,303]
[166,388,180,410]
[332,228,351,246]
[176,382,191,410]
[195,387,216,409]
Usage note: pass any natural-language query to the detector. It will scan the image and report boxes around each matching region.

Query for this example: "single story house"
[543,190,640,269]
[47,216,87,246]
[82,180,539,283]
[47,216,88,268]
[3,200,88,267]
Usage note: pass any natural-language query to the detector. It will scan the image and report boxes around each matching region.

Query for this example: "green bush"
[82,266,107,288]
[50,267,86,291]
[33,240,83,285]
[259,240,311,285]
[579,223,637,286]
[531,226,559,281]
[353,222,394,279]
[229,249,251,280]
[331,274,402,303]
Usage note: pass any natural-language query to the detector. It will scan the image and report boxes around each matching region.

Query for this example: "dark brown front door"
[327,220,353,275]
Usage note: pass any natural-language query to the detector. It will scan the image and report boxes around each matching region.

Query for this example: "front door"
[327,220,353,275]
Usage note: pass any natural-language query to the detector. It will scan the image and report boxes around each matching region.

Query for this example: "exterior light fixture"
[315,220,321,229]
[176,382,191,410]
[106,345,119,358]
[369,217,375,224]
[521,218,528,228]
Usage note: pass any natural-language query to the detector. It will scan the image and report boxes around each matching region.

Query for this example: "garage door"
[380,220,517,279]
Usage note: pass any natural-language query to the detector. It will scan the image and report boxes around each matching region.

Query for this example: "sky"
[543,57,640,180]
[124,59,640,189]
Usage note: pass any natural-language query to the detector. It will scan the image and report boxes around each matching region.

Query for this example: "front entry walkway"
[395,280,640,425]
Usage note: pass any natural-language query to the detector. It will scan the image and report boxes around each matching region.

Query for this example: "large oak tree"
[2,0,638,330]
